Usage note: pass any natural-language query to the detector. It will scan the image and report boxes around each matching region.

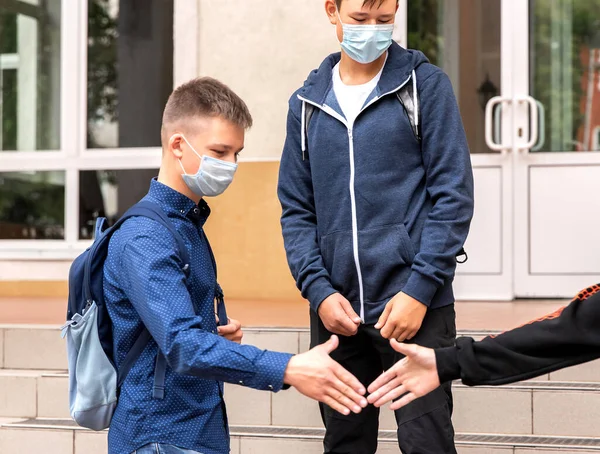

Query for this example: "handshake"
[220,290,435,414]
[281,291,434,414]
[283,335,427,415]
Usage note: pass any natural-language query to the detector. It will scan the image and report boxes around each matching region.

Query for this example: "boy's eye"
[351,17,366,23]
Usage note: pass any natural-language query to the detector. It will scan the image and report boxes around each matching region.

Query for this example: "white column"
[393,0,407,48]
[174,0,200,86]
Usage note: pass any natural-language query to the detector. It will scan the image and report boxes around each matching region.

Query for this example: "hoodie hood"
[298,42,430,106]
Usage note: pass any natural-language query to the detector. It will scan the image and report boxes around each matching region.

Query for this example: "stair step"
[2,419,600,454]
[5,369,600,438]
[0,325,67,370]
[0,370,68,419]
[5,325,600,383]
[226,381,600,438]
[4,325,600,435]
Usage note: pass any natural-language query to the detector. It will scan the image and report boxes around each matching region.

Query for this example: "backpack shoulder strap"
[123,200,192,270]
[116,328,151,388]
[108,200,192,394]
[202,231,228,326]
[302,102,316,161]
[395,73,468,263]
[396,70,421,142]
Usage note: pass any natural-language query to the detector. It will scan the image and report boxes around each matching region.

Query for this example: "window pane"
[0,2,61,151]
[0,171,65,239]
[79,169,158,239]
[87,0,174,149]
[408,0,502,153]
[530,0,600,152]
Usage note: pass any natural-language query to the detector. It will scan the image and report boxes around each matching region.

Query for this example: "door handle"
[531,100,545,152]
[515,95,539,150]
[485,96,512,152]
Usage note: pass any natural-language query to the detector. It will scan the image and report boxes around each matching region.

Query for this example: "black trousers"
[310,304,457,454]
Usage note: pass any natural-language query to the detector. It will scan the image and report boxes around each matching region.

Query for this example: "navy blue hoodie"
[278,42,474,324]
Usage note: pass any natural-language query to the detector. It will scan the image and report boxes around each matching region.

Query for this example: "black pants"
[310,304,457,454]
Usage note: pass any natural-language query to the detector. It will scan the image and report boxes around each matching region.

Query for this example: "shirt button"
[239,380,244,385]
[193,207,200,215]
[268,385,274,390]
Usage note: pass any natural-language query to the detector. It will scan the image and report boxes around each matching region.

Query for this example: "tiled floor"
[0,296,569,331]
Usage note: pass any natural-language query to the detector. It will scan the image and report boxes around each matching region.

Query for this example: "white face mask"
[337,11,394,64]
[177,135,238,197]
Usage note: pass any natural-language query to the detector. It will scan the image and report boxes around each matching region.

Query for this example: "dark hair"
[162,77,253,133]
[335,0,398,9]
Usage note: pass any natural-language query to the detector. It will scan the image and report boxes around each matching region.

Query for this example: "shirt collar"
[147,178,211,224]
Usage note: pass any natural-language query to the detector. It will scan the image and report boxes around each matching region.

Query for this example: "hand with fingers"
[318,293,362,337]
[216,315,243,344]
[367,340,439,411]
[284,335,368,416]
[375,292,427,341]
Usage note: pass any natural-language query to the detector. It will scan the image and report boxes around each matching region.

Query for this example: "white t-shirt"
[332,59,385,125]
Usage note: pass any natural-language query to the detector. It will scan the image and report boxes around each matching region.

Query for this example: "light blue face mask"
[338,12,394,64]
[178,135,238,197]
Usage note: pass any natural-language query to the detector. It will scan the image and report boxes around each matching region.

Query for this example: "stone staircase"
[1,325,600,453]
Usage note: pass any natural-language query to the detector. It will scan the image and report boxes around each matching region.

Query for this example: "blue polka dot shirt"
[104,179,293,454]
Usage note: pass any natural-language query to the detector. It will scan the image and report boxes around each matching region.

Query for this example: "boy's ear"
[325,0,338,24]
[168,134,185,159]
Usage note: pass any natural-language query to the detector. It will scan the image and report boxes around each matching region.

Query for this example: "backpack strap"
[396,70,421,142]
[99,200,193,398]
[83,200,191,305]
[203,231,228,327]
[117,328,152,388]
[152,352,168,399]
[124,200,192,270]
[396,72,468,263]
[301,101,316,161]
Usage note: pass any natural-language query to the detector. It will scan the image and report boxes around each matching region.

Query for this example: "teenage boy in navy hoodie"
[278,0,474,452]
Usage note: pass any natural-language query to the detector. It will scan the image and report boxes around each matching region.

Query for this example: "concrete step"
[226,380,600,438]
[0,325,68,370]
[5,366,600,438]
[2,419,600,454]
[7,364,600,437]
[0,370,68,419]
[3,324,600,382]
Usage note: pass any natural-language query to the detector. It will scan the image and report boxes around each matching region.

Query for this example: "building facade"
[1,0,599,302]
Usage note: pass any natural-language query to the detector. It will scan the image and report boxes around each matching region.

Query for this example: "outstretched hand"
[284,335,368,416]
[367,340,440,411]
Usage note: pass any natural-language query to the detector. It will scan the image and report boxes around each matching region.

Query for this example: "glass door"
[513,0,600,296]
[404,0,514,300]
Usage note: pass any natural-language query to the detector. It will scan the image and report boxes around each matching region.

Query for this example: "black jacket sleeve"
[435,285,600,386]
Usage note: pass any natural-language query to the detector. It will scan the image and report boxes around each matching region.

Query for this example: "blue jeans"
[133,444,203,454]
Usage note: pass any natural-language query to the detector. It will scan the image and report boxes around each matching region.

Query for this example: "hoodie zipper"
[297,73,412,322]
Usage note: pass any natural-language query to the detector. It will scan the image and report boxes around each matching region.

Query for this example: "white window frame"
[0,0,199,260]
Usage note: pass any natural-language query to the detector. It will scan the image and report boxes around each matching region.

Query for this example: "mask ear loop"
[173,133,202,176]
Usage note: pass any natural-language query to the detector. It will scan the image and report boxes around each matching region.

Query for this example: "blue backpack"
[61,200,228,430]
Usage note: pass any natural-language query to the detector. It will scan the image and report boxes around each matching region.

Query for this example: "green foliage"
[407,0,442,66]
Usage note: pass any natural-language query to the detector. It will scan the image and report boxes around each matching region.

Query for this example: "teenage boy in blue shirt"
[105,77,368,454]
